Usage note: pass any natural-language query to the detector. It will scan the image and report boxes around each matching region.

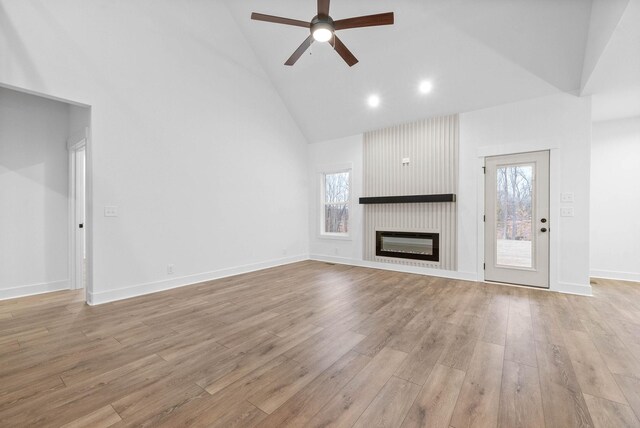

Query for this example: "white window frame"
[319,167,352,240]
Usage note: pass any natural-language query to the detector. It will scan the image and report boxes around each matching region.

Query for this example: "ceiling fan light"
[312,23,333,42]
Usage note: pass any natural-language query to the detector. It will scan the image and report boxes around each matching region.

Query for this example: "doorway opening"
[0,84,92,303]
[484,150,550,288]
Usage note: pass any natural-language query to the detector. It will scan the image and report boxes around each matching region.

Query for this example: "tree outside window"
[322,171,350,236]
[496,165,533,241]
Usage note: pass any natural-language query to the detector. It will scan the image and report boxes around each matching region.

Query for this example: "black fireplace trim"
[359,194,456,204]
[376,231,440,262]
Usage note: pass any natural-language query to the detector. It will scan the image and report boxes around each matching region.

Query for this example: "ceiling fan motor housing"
[311,15,335,40]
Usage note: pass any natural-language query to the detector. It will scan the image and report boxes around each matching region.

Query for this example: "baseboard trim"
[0,279,70,301]
[87,254,309,305]
[590,270,640,283]
[310,254,593,295]
[309,254,478,282]
[14,255,593,305]
[554,281,593,296]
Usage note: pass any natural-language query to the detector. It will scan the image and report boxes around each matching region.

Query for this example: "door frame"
[484,150,550,288]
[475,142,560,291]
[67,127,91,296]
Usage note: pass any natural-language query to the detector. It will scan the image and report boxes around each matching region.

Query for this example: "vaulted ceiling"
[584,0,640,121]
[224,0,637,142]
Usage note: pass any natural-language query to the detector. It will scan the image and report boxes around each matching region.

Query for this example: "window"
[321,170,350,236]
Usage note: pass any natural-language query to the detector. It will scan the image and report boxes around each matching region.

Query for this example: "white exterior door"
[485,151,550,288]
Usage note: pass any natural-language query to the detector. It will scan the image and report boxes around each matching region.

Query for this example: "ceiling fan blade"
[251,12,310,28]
[318,0,330,17]
[332,35,358,67]
[334,12,394,31]
[285,35,315,66]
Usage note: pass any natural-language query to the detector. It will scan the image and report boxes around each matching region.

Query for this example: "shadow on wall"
[0,87,69,195]
[0,86,74,291]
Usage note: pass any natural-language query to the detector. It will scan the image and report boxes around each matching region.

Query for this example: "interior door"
[485,151,549,288]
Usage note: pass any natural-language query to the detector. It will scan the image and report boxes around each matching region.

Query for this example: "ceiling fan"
[251,0,394,67]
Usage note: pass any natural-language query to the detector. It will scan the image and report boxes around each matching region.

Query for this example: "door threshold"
[483,280,550,290]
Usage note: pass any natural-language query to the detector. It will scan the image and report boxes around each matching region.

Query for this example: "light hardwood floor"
[1,261,640,427]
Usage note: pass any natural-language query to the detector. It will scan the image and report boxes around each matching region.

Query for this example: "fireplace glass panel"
[376,231,439,262]
[381,236,433,255]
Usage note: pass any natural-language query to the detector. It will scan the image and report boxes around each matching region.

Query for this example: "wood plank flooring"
[1,261,640,427]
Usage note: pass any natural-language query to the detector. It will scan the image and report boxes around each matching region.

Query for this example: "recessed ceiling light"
[419,80,433,94]
[367,94,381,108]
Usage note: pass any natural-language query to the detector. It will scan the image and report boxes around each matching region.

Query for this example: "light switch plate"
[560,207,574,217]
[561,192,574,203]
[104,206,118,217]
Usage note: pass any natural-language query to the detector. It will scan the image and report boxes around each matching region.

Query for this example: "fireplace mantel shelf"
[359,194,456,204]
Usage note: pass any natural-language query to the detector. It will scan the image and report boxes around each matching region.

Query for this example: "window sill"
[318,233,352,241]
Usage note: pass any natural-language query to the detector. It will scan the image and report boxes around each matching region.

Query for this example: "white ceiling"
[583,0,640,121]
[224,0,638,142]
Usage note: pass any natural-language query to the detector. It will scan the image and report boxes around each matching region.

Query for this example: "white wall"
[0,87,70,298]
[309,93,593,294]
[590,116,640,281]
[68,105,91,142]
[308,134,363,262]
[459,93,592,295]
[0,1,309,304]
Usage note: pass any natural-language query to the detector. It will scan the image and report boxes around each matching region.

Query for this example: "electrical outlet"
[561,193,574,203]
[167,264,174,275]
[104,206,118,217]
[560,207,574,217]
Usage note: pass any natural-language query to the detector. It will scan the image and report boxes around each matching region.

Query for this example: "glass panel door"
[485,151,549,288]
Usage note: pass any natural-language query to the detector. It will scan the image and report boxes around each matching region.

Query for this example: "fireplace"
[376,231,439,262]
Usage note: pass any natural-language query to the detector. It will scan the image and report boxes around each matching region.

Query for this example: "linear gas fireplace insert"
[376,231,439,262]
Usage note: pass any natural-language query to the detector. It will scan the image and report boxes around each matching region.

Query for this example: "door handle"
[79,224,84,229]
[541,218,547,223]
[540,227,547,232]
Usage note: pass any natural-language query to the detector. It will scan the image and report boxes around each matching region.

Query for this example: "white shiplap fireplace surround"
[362,115,459,271]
